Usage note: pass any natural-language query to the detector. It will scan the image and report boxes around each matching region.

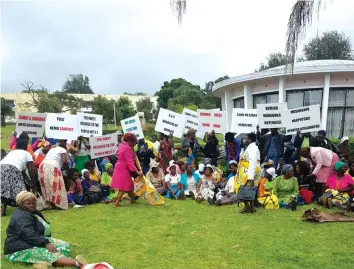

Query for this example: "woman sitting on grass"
[145,160,166,195]
[257,168,279,209]
[196,164,216,204]
[100,162,118,201]
[81,169,101,204]
[319,161,354,209]
[294,161,314,204]
[164,163,184,199]
[180,164,200,199]
[85,160,101,183]
[227,160,237,179]
[67,169,84,206]
[4,191,88,269]
[273,164,299,210]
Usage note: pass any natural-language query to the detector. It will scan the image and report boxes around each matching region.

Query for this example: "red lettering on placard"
[200,112,211,117]
[59,127,74,131]
[213,124,221,128]
[214,113,222,117]
[202,123,211,127]
[31,117,46,121]
[19,116,29,120]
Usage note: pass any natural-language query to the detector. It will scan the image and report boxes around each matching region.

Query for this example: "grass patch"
[1,200,353,269]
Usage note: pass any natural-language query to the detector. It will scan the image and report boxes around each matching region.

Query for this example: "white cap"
[266,167,276,179]
[198,163,205,172]
[229,160,238,166]
[341,136,349,143]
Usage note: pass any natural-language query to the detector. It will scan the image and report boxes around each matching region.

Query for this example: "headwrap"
[334,161,345,172]
[341,136,349,144]
[149,159,160,172]
[265,167,276,179]
[204,164,215,172]
[281,164,294,175]
[229,160,238,166]
[40,140,51,150]
[166,163,179,174]
[104,162,113,172]
[81,169,89,176]
[16,191,36,206]
[204,158,212,165]
[317,130,326,136]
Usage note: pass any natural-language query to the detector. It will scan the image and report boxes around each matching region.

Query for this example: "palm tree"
[170,0,324,69]
[0,97,15,127]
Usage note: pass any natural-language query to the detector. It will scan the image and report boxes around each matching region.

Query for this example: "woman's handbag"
[236,185,257,201]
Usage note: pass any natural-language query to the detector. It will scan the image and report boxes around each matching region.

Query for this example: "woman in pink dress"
[300,146,339,199]
[111,133,143,207]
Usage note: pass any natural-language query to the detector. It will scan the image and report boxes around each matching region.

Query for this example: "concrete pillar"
[244,84,253,109]
[278,77,285,103]
[321,73,330,130]
[224,90,233,132]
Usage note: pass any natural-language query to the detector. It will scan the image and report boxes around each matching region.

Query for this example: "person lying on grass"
[4,191,89,269]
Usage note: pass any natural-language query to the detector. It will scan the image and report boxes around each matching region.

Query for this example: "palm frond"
[170,0,187,25]
[285,0,322,72]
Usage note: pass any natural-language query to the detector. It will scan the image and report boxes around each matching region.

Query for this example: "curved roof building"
[213,60,354,138]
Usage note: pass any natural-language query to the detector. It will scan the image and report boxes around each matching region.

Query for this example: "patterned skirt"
[6,237,70,264]
[39,162,68,210]
[0,164,26,204]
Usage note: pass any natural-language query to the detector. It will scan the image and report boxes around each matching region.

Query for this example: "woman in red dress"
[159,134,173,173]
[111,133,143,207]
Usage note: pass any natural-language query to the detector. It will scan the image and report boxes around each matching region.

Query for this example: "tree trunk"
[1,113,6,127]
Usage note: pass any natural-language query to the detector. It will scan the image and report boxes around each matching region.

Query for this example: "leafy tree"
[258,52,290,71]
[0,98,15,126]
[21,81,84,113]
[136,97,154,122]
[202,75,229,108]
[91,95,116,124]
[116,96,136,120]
[62,74,94,94]
[303,31,353,61]
[168,104,198,114]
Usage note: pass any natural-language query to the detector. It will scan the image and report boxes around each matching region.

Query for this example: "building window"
[233,97,245,108]
[326,88,354,138]
[253,92,279,108]
[286,89,323,109]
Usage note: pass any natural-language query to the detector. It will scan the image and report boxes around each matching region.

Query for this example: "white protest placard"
[45,113,79,140]
[182,108,204,138]
[121,115,144,139]
[155,108,186,138]
[285,105,321,135]
[89,133,118,159]
[230,108,258,134]
[257,103,288,129]
[77,113,103,137]
[197,109,226,134]
[16,112,47,137]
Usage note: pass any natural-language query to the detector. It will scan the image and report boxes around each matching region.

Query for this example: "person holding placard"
[111,133,143,208]
[39,140,69,210]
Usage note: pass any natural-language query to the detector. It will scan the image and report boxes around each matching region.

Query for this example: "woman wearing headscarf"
[111,133,143,207]
[164,162,183,199]
[257,167,279,209]
[300,146,339,199]
[196,164,216,204]
[100,162,118,200]
[34,140,52,168]
[319,161,354,209]
[1,138,37,216]
[145,160,166,195]
[338,136,353,164]
[294,161,313,204]
[181,129,200,169]
[39,140,69,210]
[273,164,299,210]
[4,191,88,268]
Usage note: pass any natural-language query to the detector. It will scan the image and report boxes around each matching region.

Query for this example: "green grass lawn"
[1,200,353,269]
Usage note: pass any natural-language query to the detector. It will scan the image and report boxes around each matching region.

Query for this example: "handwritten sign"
[182,108,204,139]
[257,103,287,129]
[230,108,258,134]
[121,115,144,139]
[89,133,118,159]
[285,105,321,135]
[77,113,102,137]
[16,112,47,137]
[45,113,79,140]
[197,109,226,134]
[155,108,186,138]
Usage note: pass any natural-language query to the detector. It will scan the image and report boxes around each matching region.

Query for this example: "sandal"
[75,255,88,266]
[33,262,51,269]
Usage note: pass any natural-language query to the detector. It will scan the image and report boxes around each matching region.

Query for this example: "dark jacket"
[293,134,318,160]
[259,133,285,161]
[4,208,50,255]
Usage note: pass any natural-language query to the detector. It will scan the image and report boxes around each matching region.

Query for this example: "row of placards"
[231,103,321,135]
[16,112,103,140]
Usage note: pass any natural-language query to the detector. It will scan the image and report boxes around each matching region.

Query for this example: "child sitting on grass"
[67,168,84,207]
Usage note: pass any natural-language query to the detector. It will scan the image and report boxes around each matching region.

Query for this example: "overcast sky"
[1,0,353,95]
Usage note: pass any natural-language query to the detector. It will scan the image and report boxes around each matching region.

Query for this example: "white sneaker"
[73,204,84,208]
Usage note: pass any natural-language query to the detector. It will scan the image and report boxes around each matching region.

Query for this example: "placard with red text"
[16,112,47,137]
[197,109,226,134]
[45,113,79,140]
[89,133,118,159]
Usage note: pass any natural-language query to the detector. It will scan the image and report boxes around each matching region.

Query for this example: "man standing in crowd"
[317,130,340,154]
[259,128,284,169]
